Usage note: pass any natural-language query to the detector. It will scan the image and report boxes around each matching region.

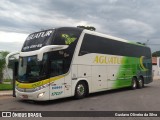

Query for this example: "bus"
[7,27,152,101]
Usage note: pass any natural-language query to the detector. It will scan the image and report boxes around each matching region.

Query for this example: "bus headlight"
[37,92,45,98]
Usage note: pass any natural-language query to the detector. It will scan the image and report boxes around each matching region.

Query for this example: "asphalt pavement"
[0,79,160,120]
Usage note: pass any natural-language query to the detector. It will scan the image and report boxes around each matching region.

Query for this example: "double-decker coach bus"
[7,27,152,101]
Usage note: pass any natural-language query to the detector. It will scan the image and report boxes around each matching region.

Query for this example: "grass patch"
[0,83,13,91]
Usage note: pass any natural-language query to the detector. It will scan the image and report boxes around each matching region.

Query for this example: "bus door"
[49,59,65,99]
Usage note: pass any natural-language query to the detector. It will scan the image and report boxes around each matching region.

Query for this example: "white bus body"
[7,27,152,101]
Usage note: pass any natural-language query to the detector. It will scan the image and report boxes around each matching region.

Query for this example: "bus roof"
[32,27,148,48]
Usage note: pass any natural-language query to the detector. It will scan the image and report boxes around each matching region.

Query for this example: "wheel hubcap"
[133,80,136,88]
[77,84,85,96]
[139,79,142,87]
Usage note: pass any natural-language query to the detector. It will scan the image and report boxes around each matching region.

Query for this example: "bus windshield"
[18,54,48,83]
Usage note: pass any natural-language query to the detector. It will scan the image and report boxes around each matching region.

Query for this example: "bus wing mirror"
[37,45,69,61]
[13,61,19,79]
[6,51,19,67]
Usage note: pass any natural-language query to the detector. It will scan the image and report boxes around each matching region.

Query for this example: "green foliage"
[152,51,160,57]
[0,83,12,91]
[0,51,10,83]
[0,51,9,69]
[77,26,96,31]
[136,42,146,45]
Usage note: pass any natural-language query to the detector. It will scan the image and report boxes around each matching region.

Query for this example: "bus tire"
[74,81,87,99]
[137,77,144,89]
[131,77,137,90]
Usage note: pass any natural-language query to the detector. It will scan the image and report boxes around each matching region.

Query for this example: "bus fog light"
[38,92,45,98]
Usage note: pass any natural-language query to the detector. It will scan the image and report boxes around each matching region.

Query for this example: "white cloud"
[109,0,118,4]
[0,31,28,51]
[0,42,23,52]
[119,19,155,37]
[0,31,28,43]
[0,0,160,52]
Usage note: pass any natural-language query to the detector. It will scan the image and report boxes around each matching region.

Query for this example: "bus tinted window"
[79,34,151,58]
[49,50,70,77]
[22,29,54,52]
[49,29,82,75]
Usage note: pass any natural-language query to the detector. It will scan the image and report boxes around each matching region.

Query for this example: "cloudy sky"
[0,0,160,52]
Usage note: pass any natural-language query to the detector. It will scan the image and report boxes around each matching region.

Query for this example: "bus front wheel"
[74,81,87,99]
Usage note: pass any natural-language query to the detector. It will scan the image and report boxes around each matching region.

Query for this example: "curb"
[0,91,12,96]
[0,93,12,96]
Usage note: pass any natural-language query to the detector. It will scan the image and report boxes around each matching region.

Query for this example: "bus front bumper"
[15,88,49,101]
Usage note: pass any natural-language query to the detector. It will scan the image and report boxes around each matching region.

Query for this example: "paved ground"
[0,80,160,120]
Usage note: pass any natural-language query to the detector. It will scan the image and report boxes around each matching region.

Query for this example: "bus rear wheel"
[131,77,137,90]
[75,81,87,99]
[137,77,144,89]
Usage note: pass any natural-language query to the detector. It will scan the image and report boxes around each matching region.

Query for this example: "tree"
[77,26,96,31]
[152,51,160,57]
[0,51,9,83]
[136,42,146,45]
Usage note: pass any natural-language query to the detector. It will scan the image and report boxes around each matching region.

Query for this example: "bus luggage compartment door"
[91,66,107,92]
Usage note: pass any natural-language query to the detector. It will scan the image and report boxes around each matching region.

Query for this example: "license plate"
[22,95,28,99]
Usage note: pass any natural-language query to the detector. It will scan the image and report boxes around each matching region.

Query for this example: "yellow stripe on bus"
[16,75,64,89]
